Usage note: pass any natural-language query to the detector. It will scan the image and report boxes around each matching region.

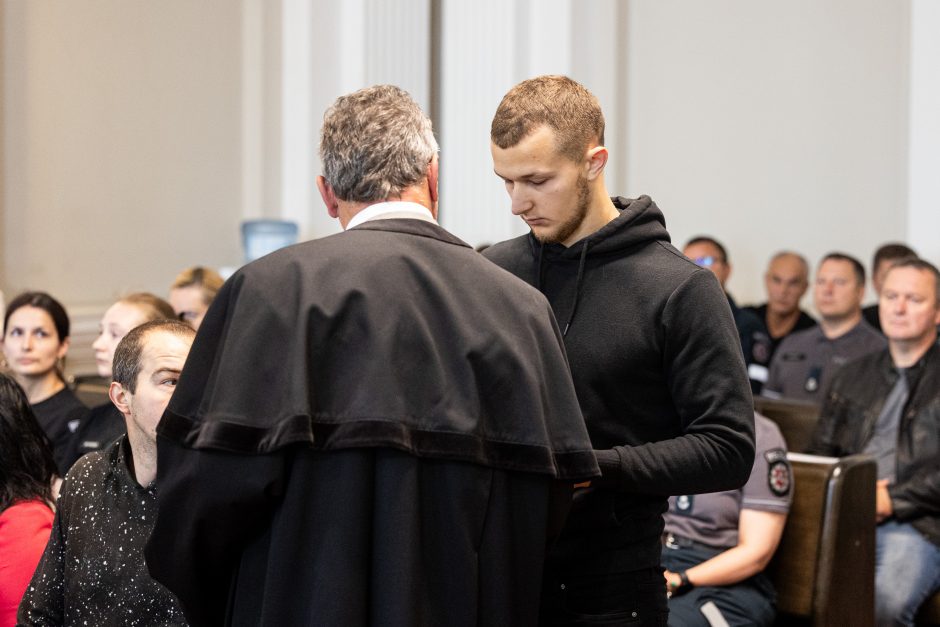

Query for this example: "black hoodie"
[484,196,755,573]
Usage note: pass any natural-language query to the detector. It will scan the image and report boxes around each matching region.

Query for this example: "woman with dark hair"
[0,372,57,627]
[1,292,86,473]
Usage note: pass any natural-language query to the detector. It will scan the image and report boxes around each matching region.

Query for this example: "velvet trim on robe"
[157,219,599,481]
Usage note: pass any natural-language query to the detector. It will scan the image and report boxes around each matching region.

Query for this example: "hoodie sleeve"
[599,269,755,495]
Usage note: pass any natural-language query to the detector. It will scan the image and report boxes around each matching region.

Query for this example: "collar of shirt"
[346,201,436,231]
[814,319,867,345]
[885,339,938,385]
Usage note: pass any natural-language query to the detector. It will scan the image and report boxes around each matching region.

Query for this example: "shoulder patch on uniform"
[752,333,772,364]
[765,448,791,497]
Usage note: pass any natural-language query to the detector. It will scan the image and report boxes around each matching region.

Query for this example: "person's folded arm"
[664,509,787,590]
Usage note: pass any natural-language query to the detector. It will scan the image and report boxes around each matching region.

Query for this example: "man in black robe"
[144,85,599,627]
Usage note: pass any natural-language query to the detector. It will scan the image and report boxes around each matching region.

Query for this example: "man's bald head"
[764,251,809,317]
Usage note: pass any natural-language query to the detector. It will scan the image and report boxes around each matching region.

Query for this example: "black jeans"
[539,567,669,626]
[661,542,776,627]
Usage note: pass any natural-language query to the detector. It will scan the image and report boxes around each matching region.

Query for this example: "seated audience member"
[18,320,195,626]
[764,253,885,403]
[0,373,57,627]
[2,292,85,473]
[863,243,917,333]
[807,257,940,625]
[64,293,176,470]
[662,413,791,627]
[744,252,817,393]
[683,237,770,388]
[168,266,224,331]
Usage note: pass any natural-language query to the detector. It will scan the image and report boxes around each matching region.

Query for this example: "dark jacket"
[808,342,940,546]
[146,218,599,626]
[18,437,187,626]
[483,195,755,573]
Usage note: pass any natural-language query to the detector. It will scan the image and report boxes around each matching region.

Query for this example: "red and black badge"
[765,448,791,497]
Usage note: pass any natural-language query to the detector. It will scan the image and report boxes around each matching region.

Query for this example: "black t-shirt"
[63,402,126,473]
[31,386,87,475]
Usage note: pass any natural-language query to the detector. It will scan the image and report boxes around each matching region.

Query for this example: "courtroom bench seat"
[754,396,821,453]
[767,453,875,626]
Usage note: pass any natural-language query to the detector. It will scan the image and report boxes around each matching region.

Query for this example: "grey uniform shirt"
[763,319,886,404]
[665,414,792,549]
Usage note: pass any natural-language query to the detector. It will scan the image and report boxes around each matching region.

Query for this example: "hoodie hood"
[530,196,672,335]
[529,195,672,261]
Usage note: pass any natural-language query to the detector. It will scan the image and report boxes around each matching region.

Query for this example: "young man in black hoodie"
[483,75,755,626]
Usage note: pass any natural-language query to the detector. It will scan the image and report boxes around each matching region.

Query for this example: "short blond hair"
[491,75,605,163]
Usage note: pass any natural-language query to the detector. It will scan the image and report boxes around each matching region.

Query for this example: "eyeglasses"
[692,256,724,268]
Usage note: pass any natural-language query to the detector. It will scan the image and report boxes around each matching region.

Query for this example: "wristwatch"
[670,570,693,596]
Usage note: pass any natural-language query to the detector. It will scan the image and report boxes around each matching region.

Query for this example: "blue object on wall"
[241,219,299,263]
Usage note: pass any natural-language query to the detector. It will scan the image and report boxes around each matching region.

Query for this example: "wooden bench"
[755,399,940,624]
[754,396,821,453]
[767,453,876,626]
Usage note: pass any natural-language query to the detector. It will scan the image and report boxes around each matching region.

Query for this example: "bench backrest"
[754,397,820,453]
[766,453,875,626]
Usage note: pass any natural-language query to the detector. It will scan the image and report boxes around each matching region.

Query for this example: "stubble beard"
[533,173,591,246]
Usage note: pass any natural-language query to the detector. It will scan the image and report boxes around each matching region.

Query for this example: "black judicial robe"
[145,218,599,627]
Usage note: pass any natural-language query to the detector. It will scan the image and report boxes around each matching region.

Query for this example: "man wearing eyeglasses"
[683,236,770,393]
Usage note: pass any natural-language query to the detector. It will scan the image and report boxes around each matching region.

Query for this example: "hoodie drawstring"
[563,242,589,337]
[534,239,589,337]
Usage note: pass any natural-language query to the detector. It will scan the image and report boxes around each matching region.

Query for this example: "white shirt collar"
[345,201,437,231]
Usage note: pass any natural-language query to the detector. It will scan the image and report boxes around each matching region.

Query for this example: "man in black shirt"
[744,251,817,392]
[683,236,771,393]
[484,75,754,626]
[19,320,194,626]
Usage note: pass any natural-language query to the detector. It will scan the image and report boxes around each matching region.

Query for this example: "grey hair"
[319,85,438,203]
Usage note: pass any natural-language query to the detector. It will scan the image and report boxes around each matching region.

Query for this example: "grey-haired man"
[145,85,598,627]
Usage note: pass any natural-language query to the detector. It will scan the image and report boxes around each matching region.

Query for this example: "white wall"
[624,0,911,306]
[1,0,927,336]
[1,0,245,307]
[907,0,940,265]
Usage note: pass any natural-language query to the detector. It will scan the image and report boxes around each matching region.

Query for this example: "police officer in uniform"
[662,413,792,626]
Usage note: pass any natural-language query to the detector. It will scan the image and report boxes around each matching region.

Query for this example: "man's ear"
[109,381,132,418]
[584,145,609,181]
[427,156,440,216]
[316,176,340,219]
